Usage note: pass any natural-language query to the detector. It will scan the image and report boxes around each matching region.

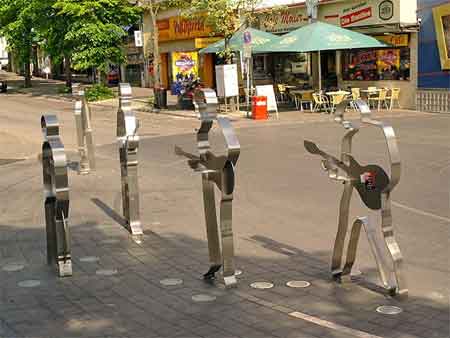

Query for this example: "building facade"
[416,0,450,113]
[142,9,220,92]
[256,0,420,109]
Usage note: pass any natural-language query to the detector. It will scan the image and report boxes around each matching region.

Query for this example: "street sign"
[134,31,143,47]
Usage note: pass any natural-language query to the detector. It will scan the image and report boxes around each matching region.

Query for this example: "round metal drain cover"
[192,294,216,302]
[160,278,183,286]
[2,263,25,272]
[376,305,403,315]
[18,280,41,288]
[286,280,311,288]
[79,256,99,263]
[96,269,118,276]
[250,282,274,289]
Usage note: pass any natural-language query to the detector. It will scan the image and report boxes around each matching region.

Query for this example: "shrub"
[85,84,115,102]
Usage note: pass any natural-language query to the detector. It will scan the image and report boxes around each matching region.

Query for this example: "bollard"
[304,100,407,299]
[0,80,7,93]
[41,115,72,277]
[117,83,143,239]
[73,86,96,174]
[175,88,240,288]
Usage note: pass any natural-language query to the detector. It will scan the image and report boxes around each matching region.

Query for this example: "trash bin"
[154,88,168,110]
[252,96,268,120]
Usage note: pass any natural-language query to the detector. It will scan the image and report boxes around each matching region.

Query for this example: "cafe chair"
[312,92,331,113]
[300,91,313,112]
[386,88,401,110]
[367,86,378,108]
[370,88,389,111]
[347,87,361,111]
[276,84,288,103]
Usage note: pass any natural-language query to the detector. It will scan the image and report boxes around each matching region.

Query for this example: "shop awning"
[199,28,280,54]
[263,21,388,53]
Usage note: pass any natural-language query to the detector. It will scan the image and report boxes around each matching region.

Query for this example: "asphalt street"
[0,92,449,338]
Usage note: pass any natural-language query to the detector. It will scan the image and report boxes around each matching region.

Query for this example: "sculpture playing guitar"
[304,140,389,211]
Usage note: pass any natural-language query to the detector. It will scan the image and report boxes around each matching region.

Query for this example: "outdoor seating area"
[269,85,402,113]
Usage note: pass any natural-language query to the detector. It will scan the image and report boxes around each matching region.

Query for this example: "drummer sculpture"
[305,100,407,298]
[175,88,240,287]
[41,115,72,277]
[117,83,143,239]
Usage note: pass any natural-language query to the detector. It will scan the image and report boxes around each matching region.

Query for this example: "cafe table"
[290,89,315,111]
[325,90,350,111]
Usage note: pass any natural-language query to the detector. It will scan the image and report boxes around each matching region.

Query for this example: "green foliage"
[58,85,73,94]
[85,84,115,102]
[52,0,141,72]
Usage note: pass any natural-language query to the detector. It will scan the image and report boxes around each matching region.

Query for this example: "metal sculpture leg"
[117,83,143,238]
[220,163,237,287]
[74,89,96,174]
[331,182,353,278]
[202,174,222,280]
[42,115,72,277]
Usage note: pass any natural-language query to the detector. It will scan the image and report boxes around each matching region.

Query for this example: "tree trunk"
[150,6,161,89]
[64,55,73,91]
[32,46,39,77]
[24,58,32,88]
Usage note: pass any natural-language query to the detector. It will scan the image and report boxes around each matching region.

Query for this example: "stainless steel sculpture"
[117,83,143,238]
[175,88,240,288]
[73,87,96,174]
[41,115,72,277]
[304,99,407,298]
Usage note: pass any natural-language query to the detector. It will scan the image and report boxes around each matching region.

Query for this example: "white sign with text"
[215,64,239,98]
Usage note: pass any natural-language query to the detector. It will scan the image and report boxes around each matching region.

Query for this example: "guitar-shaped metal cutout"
[304,140,389,210]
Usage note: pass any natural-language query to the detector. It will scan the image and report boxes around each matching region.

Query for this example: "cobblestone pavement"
[1,106,449,338]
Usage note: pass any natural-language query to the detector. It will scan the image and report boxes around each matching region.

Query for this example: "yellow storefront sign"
[158,15,214,42]
[194,37,222,49]
[374,34,409,47]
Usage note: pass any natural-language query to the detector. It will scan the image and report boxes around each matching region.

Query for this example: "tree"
[179,0,266,63]
[0,0,44,87]
[139,0,172,90]
[52,0,141,83]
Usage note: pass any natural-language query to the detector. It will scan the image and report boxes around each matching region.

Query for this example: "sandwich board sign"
[256,85,279,119]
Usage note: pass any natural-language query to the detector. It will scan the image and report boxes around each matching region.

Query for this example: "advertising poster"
[377,49,400,79]
[172,52,199,82]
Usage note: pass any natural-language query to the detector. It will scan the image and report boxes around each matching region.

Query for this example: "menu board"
[215,64,239,98]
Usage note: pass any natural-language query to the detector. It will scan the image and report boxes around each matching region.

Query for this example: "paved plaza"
[0,89,449,338]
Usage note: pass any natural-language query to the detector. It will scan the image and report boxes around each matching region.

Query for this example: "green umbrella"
[263,21,388,91]
[199,27,280,54]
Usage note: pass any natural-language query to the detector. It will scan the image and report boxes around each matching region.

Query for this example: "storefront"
[256,0,419,108]
[143,12,220,92]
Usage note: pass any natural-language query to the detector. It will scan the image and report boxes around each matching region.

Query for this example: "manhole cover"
[96,269,118,276]
[18,280,41,288]
[286,280,311,288]
[2,263,25,272]
[160,278,183,286]
[250,282,274,289]
[376,305,403,315]
[79,256,99,263]
[192,294,216,302]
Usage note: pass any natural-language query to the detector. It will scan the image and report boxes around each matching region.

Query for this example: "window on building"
[342,48,410,81]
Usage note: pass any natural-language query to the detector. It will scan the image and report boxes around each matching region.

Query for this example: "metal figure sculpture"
[304,99,407,298]
[117,83,143,238]
[175,88,240,288]
[41,115,72,277]
[74,87,96,174]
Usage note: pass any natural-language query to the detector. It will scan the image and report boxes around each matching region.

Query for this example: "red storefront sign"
[340,7,372,27]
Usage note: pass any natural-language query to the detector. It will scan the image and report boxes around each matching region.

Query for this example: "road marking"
[392,201,450,223]
[289,311,385,338]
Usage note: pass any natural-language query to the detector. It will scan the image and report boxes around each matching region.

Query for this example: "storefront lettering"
[343,1,369,14]
[174,18,206,36]
[341,6,372,27]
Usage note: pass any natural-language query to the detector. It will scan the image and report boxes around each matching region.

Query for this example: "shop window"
[342,48,410,81]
